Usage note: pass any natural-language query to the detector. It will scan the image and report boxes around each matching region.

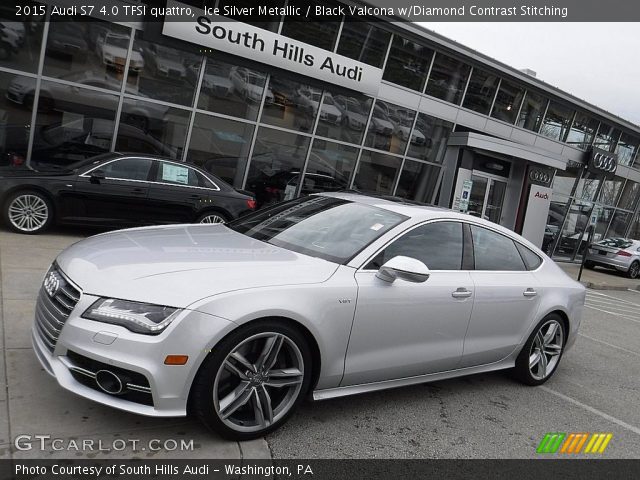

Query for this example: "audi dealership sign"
[588,147,618,177]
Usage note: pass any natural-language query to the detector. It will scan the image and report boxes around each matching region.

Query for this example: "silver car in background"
[585,237,640,279]
[31,193,585,440]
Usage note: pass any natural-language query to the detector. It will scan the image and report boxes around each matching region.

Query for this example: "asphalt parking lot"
[1,226,639,459]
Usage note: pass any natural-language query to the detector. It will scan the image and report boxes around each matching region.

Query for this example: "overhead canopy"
[448,132,568,170]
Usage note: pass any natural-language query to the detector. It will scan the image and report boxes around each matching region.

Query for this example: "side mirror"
[376,256,430,283]
[90,169,106,184]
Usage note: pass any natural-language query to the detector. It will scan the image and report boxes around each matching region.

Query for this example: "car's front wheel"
[513,315,566,386]
[3,190,53,234]
[190,321,312,440]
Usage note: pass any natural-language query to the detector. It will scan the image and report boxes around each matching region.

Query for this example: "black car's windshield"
[227,196,407,264]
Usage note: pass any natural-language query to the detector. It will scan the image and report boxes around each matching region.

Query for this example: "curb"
[580,282,640,291]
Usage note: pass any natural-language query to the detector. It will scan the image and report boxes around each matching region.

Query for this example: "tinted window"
[462,69,499,115]
[425,54,470,105]
[367,222,463,271]
[471,225,526,271]
[515,243,543,270]
[100,158,152,181]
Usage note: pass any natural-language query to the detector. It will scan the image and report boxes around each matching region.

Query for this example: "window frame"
[359,219,468,272]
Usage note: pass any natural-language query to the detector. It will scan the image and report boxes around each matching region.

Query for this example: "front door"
[342,221,474,386]
[468,173,507,224]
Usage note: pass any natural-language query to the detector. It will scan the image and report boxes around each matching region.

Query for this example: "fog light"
[164,355,189,365]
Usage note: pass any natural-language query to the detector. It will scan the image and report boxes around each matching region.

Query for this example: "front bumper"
[32,286,235,417]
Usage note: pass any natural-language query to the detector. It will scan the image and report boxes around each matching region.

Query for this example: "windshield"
[226,196,407,264]
[106,35,128,49]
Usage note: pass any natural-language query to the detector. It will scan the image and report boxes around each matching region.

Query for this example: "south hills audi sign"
[161,0,383,96]
[588,147,618,177]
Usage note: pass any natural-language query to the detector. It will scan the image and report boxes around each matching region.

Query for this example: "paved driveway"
[1,226,639,459]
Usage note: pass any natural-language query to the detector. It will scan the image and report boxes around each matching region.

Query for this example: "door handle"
[130,188,146,195]
[451,288,473,299]
[523,288,537,297]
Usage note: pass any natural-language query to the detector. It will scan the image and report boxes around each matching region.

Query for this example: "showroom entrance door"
[467,172,507,224]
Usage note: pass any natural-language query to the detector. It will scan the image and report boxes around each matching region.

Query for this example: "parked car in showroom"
[96,32,144,72]
[585,237,640,279]
[31,193,585,439]
[0,153,256,233]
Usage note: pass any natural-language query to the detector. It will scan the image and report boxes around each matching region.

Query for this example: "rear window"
[515,242,543,270]
[595,238,633,249]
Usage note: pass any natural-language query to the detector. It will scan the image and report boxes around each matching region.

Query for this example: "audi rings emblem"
[44,271,61,298]
[529,170,551,184]
[593,153,616,173]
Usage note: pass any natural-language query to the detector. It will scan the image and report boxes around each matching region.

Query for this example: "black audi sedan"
[0,153,256,234]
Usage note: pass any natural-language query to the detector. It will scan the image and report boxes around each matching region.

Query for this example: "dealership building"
[2,0,640,261]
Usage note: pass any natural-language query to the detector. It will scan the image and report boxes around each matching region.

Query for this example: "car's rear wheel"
[191,321,312,440]
[197,211,228,224]
[3,190,53,234]
[628,261,640,279]
[513,315,565,386]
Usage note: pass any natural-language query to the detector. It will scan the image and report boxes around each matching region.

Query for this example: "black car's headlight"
[82,298,180,335]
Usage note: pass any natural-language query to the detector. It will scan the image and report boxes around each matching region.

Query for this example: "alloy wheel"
[213,332,304,433]
[628,262,639,279]
[199,214,226,224]
[8,194,49,232]
[528,319,564,381]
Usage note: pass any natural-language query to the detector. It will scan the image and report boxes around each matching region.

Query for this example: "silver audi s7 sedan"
[32,193,586,439]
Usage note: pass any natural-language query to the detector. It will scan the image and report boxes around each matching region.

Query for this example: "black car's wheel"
[512,315,566,386]
[627,261,640,279]
[190,321,312,440]
[3,190,53,234]
[584,260,595,269]
[197,211,229,224]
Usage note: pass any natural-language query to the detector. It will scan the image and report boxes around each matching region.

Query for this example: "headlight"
[82,298,180,335]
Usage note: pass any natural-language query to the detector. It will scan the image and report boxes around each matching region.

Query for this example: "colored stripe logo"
[537,433,612,454]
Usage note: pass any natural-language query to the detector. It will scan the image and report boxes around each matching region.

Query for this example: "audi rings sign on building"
[588,148,618,176]
[528,168,553,186]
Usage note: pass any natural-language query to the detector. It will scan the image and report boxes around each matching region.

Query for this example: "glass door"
[468,174,507,224]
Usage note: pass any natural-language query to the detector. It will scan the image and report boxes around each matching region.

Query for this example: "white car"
[96,33,144,72]
[394,117,426,145]
[296,89,342,124]
[333,95,368,130]
[32,193,585,440]
[229,66,274,104]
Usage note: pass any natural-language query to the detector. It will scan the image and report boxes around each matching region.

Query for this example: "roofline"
[351,0,640,135]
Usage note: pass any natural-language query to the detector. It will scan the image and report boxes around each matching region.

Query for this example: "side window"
[100,158,152,181]
[471,225,526,271]
[366,221,463,270]
[515,242,543,270]
[156,161,199,187]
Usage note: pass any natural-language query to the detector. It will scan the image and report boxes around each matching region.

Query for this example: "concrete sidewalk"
[0,227,271,460]
[557,261,640,291]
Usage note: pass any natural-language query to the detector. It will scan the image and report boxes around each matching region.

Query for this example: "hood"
[55,224,339,308]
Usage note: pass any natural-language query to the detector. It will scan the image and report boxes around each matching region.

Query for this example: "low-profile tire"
[584,260,595,269]
[190,320,312,440]
[512,314,566,386]
[196,211,229,224]
[3,190,53,234]
[627,261,640,279]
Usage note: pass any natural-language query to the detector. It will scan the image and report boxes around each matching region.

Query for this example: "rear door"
[145,160,218,223]
[460,224,542,368]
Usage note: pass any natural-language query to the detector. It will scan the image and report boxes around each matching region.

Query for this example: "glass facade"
[2,6,639,246]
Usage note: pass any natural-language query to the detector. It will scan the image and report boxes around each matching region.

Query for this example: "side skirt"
[312,358,515,401]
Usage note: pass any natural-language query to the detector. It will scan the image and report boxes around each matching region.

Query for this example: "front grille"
[66,351,154,406]
[34,266,81,353]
